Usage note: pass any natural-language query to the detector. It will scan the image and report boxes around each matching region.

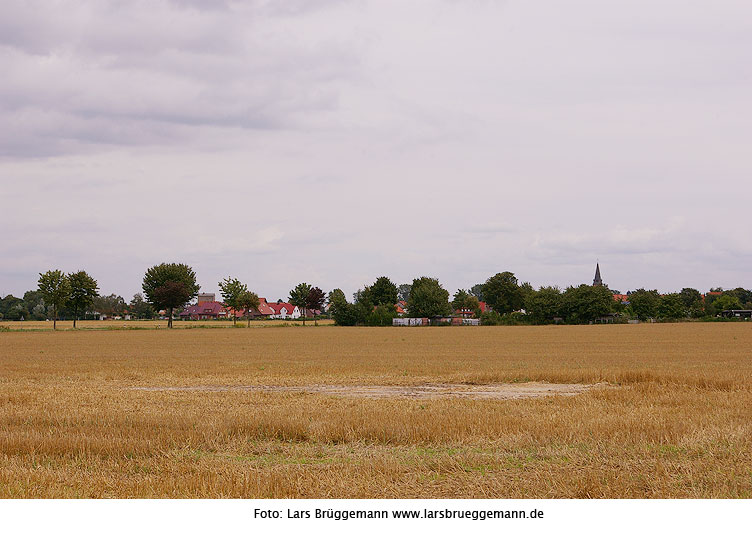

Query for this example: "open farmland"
[1,323,751,498]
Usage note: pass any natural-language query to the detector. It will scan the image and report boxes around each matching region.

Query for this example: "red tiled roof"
[269,302,296,314]
[180,301,226,316]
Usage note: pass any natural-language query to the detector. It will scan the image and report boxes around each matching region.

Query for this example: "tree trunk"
[168,307,173,328]
[73,306,78,329]
[53,305,57,331]
[247,311,251,328]
[302,307,306,326]
[233,314,237,326]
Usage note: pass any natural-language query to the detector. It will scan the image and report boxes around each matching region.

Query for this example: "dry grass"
[0,319,333,331]
[1,323,751,498]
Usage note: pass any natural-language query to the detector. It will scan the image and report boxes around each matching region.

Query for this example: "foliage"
[67,270,99,328]
[628,289,661,320]
[38,270,71,330]
[219,277,248,325]
[407,277,451,318]
[479,310,503,325]
[367,276,398,306]
[129,293,155,319]
[525,286,563,324]
[658,293,685,320]
[142,263,200,328]
[469,283,485,302]
[237,291,260,326]
[561,285,614,324]
[92,294,127,316]
[712,294,743,314]
[482,272,523,314]
[289,282,313,325]
[679,288,703,309]
[366,304,398,326]
[306,287,326,325]
[328,289,346,307]
[452,289,480,316]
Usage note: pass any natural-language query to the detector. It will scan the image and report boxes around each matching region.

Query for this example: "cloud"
[2,0,752,300]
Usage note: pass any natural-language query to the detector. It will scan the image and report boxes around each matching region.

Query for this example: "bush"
[480,311,503,325]
[366,304,397,326]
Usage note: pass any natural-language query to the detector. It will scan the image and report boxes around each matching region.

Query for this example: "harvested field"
[1,323,751,498]
[133,382,602,399]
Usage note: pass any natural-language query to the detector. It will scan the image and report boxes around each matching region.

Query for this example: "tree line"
[1,264,750,328]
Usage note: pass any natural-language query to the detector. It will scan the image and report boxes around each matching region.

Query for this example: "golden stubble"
[1,323,751,498]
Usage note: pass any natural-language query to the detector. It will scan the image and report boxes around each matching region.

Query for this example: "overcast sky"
[2,0,751,301]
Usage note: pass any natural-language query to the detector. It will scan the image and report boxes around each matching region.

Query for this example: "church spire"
[593,262,603,286]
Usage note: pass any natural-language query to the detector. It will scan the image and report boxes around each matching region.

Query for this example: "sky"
[2,0,751,301]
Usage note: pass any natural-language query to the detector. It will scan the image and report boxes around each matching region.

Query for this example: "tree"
[469,283,485,302]
[368,276,398,306]
[712,294,743,315]
[397,284,412,303]
[482,272,523,314]
[38,270,71,330]
[23,290,48,320]
[306,286,326,325]
[658,293,685,320]
[289,282,312,325]
[218,277,248,325]
[66,271,99,328]
[129,293,155,319]
[728,288,752,309]
[561,284,613,323]
[91,294,127,317]
[407,277,451,318]
[328,289,346,308]
[237,290,260,327]
[452,289,480,316]
[525,286,563,324]
[142,263,199,328]
[366,304,398,326]
[679,288,703,309]
[628,289,661,320]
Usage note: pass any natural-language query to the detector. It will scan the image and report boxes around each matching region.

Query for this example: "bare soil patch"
[131,382,605,400]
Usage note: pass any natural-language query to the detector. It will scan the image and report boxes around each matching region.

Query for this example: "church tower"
[593,263,603,286]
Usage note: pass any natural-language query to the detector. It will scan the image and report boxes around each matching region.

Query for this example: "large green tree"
[407,277,451,318]
[367,276,398,306]
[525,286,563,324]
[658,293,685,320]
[482,272,523,314]
[712,294,743,315]
[561,284,614,324]
[142,263,199,328]
[469,283,485,302]
[129,293,155,319]
[628,289,661,320]
[38,270,71,330]
[218,277,248,325]
[289,282,312,325]
[67,270,99,328]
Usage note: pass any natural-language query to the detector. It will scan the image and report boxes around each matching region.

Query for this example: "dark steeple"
[593,263,603,286]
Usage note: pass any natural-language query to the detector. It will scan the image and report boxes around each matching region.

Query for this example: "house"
[268,301,301,319]
[396,301,407,316]
[227,297,275,320]
[612,294,629,304]
[179,301,228,320]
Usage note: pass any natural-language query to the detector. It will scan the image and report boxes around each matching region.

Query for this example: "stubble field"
[1,323,751,498]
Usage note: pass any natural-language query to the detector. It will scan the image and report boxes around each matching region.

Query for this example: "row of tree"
[2,264,750,328]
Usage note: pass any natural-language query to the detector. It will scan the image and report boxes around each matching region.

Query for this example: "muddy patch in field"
[131,382,605,400]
